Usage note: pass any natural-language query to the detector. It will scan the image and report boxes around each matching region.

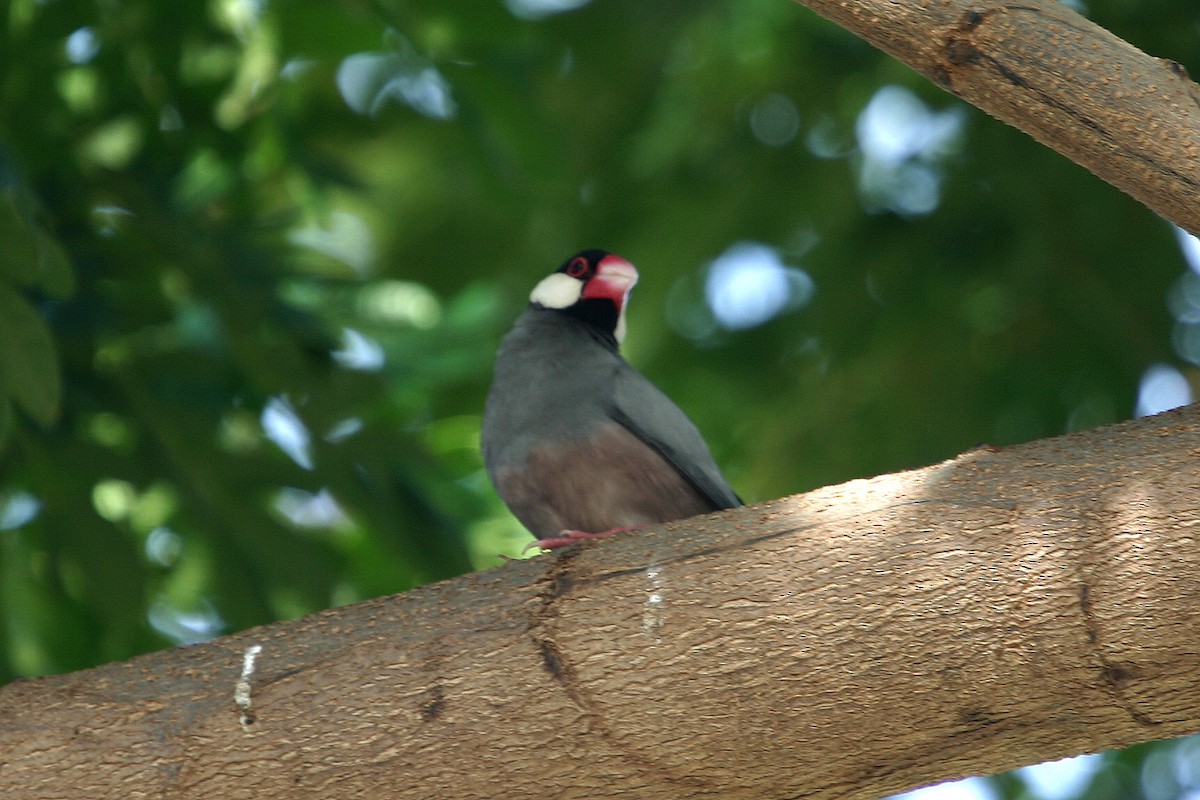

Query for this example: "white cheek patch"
[615,308,627,343]
[530,273,583,309]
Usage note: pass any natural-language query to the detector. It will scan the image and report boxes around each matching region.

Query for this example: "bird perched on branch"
[482,249,741,550]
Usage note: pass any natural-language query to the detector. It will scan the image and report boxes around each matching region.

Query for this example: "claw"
[525,525,642,552]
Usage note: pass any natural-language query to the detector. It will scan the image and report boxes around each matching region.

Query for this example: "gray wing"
[609,363,742,510]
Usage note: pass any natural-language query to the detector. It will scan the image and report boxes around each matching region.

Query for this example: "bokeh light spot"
[750,93,800,148]
[1136,363,1192,417]
[262,396,314,470]
[705,242,815,330]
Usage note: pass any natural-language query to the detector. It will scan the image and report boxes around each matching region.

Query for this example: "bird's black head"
[529,249,639,342]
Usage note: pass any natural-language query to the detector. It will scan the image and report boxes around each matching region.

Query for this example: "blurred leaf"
[0,398,12,454]
[0,286,60,425]
[0,196,40,286]
[33,232,74,298]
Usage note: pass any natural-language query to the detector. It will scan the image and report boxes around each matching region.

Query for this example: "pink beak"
[582,254,638,306]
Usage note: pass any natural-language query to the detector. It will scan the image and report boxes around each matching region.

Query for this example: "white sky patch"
[0,491,41,531]
[705,242,815,330]
[1019,754,1103,800]
[1136,363,1192,417]
[148,597,223,644]
[326,417,364,443]
[65,27,100,64]
[1168,271,1200,324]
[262,396,314,470]
[861,161,941,216]
[332,328,385,371]
[1169,266,1200,364]
[890,776,995,800]
[506,0,593,20]
[274,487,349,530]
[855,84,965,216]
[857,85,963,165]
[337,50,456,120]
[1174,225,1200,275]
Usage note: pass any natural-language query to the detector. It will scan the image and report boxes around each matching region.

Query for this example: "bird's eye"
[566,257,590,278]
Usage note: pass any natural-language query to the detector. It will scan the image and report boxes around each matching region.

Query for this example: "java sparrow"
[482,249,741,550]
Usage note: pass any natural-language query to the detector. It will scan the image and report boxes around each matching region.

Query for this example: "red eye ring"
[566,257,589,278]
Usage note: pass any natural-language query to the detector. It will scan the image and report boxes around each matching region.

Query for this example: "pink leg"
[525,526,642,552]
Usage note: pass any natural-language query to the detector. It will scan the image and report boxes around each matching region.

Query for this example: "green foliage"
[0,0,1196,797]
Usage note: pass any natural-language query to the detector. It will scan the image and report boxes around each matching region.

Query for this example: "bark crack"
[935,5,1200,192]
[526,549,712,788]
[1078,582,1160,727]
[529,548,594,713]
[938,7,1111,138]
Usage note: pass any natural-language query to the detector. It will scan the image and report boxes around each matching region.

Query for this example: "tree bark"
[2,405,1199,799]
[794,0,1200,237]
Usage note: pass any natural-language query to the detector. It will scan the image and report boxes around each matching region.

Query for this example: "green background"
[1,1,1196,797]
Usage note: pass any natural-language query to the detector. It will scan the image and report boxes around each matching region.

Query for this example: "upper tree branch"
[796,0,1200,236]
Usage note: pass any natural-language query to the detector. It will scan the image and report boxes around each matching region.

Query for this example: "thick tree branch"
[2,406,1199,798]
[796,0,1200,236]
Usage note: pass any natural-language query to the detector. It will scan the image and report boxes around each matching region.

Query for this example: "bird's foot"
[525,526,641,552]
